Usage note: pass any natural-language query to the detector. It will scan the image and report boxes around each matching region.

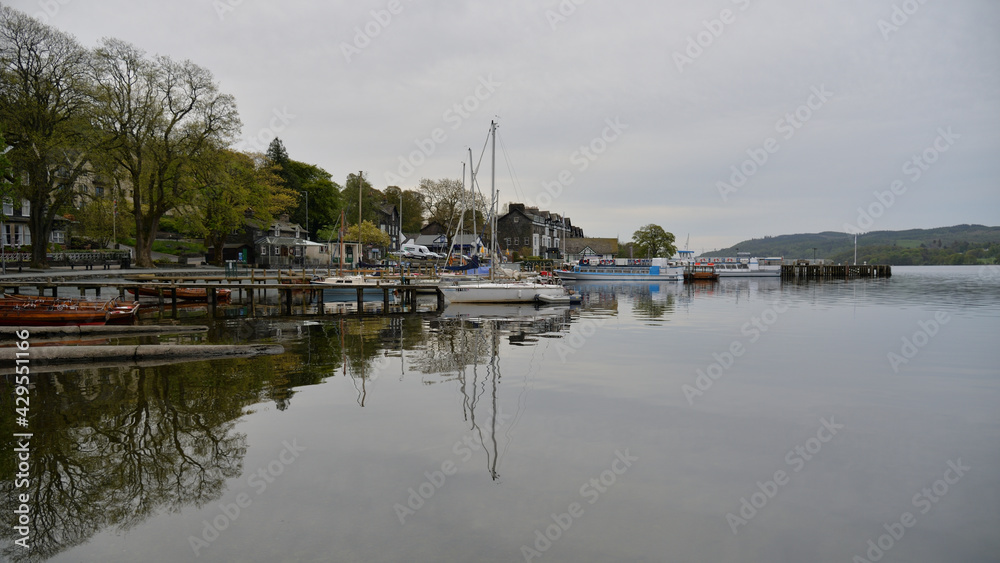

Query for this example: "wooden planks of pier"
[781,264,891,280]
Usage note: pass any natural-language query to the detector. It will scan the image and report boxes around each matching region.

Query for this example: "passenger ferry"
[700,255,783,278]
[554,257,684,282]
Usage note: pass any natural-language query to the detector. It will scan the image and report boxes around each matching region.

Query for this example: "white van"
[400,243,441,260]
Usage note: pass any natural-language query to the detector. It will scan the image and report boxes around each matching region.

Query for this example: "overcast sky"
[7,0,999,251]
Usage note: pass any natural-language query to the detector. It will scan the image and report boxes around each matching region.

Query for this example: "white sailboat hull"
[440,282,567,303]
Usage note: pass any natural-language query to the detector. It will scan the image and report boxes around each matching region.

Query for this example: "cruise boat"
[554,257,684,282]
[700,255,782,278]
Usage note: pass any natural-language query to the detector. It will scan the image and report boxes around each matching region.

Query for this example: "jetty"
[781,263,891,280]
[0,268,446,317]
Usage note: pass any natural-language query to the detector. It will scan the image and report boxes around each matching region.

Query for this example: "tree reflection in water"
[0,356,291,562]
[0,308,607,560]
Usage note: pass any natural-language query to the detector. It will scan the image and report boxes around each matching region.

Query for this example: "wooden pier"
[781,263,891,280]
[0,271,446,317]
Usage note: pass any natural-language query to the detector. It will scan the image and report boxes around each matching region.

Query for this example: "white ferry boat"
[554,257,684,282]
[700,256,783,277]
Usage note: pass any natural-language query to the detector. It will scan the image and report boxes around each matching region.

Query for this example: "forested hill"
[701,225,1000,265]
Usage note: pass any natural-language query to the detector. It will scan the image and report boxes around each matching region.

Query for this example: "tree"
[341,172,382,227]
[71,196,135,249]
[265,138,341,238]
[383,185,424,234]
[418,177,487,244]
[188,149,296,265]
[0,7,93,266]
[89,38,240,267]
[286,160,340,236]
[0,129,13,204]
[342,220,390,247]
[631,224,676,258]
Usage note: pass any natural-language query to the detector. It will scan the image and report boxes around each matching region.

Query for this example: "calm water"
[3,266,999,562]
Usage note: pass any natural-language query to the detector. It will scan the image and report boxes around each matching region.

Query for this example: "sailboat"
[440,122,569,304]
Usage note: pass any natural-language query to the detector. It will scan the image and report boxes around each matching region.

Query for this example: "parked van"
[400,243,441,260]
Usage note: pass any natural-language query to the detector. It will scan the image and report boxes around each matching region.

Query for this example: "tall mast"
[358,170,363,267]
[490,121,497,282]
[469,147,476,254]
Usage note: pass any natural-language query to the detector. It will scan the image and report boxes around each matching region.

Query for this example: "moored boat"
[684,263,719,281]
[311,275,395,302]
[700,255,782,277]
[0,295,122,326]
[128,286,232,302]
[535,292,582,305]
[555,257,684,282]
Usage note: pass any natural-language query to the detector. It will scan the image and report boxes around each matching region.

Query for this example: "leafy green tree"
[0,129,13,205]
[89,38,240,267]
[286,160,340,235]
[0,7,94,266]
[71,196,135,249]
[188,149,297,265]
[343,220,390,247]
[383,185,424,233]
[631,224,677,258]
[341,172,382,226]
[265,138,341,237]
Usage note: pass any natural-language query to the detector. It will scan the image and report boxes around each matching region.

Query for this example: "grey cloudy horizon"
[8,0,999,252]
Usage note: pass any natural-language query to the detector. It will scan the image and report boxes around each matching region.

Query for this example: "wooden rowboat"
[0,296,108,326]
[127,286,232,302]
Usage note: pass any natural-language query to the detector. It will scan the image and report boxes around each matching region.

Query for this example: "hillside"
[702,225,1000,265]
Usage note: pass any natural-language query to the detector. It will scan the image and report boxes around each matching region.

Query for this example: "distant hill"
[701,225,1000,265]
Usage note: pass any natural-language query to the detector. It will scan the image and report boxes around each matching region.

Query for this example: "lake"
[3,266,999,562]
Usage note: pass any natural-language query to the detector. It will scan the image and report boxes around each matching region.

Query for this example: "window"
[513,237,519,246]
[95,186,104,197]
[20,199,30,216]
[273,225,280,237]
[50,231,65,244]
[2,199,11,217]
[505,238,511,247]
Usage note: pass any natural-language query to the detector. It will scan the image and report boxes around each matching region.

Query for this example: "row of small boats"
[0,286,233,326]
